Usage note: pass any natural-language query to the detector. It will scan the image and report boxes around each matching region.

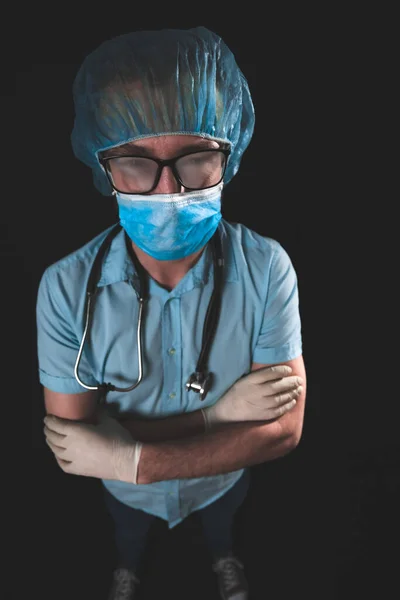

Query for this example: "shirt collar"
[96,220,238,295]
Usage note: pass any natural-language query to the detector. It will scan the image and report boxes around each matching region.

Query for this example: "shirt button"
[169,392,176,399]
[168,347,176,355]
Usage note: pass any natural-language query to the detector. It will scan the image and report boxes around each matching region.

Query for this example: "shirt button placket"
[168,348,176,399]
[163,298,182,525]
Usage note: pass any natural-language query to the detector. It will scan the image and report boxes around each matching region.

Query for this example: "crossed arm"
[44,356,306,484]
[118,356,307,484]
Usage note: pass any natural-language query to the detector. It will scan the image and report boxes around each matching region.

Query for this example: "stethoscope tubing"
[74,222,223,401]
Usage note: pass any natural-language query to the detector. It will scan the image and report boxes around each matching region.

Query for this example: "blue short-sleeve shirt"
[36,218,302,528]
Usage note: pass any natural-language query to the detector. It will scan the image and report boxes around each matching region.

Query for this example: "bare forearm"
[137,420,295,484]
[118,409,205,443]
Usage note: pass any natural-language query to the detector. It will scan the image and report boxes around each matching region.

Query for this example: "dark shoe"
[107,567,140,600]
[212,555,249,600]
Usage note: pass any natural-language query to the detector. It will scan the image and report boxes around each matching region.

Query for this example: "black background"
[11,10,398,600]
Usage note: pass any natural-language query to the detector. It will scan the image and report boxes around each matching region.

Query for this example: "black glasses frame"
[99,148,231,194]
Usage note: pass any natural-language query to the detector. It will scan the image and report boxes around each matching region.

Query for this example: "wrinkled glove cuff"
[201,408,210,433]
[132,441,143,484]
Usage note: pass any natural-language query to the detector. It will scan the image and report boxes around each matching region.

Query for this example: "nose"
[152,166,184,194]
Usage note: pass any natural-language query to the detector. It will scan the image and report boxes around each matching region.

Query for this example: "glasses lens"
[106,157,158,193]
[176,150,227,189]
[105,150,227,193]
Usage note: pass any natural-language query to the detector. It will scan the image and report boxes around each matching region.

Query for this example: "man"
[38,26,306,600]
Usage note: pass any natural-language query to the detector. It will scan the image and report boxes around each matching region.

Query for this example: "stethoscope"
[74,222,224,404]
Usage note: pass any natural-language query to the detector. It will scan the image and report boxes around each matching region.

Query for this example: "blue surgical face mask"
[114,183,223,260]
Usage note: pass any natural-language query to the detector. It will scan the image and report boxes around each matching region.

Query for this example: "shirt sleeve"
[36,267,99,393]
[252,241,303,364]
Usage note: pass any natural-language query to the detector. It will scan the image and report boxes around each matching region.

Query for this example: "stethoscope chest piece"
[186,371,213,401]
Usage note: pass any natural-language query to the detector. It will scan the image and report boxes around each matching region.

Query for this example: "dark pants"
[102,469,250,571]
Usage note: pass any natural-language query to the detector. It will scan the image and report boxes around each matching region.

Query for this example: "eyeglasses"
[99,148,230,194]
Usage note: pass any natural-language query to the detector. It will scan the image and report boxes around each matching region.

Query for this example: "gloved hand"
[43,407,143,483]
[201,365,303,431]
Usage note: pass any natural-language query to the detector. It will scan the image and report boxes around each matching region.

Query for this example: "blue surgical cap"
[71,26,255,196]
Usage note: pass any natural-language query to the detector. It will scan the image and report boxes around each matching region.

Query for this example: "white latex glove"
[202,365,303,431]
[43,407,143,483]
